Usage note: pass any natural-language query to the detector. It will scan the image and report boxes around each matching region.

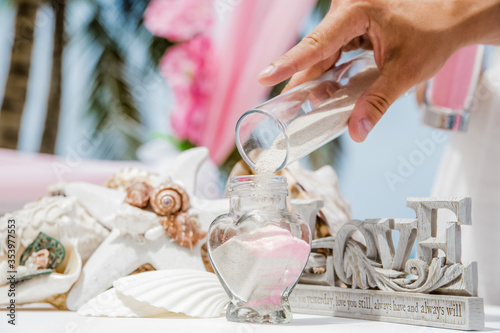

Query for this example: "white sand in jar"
[255,67,379,174]
[211,225,310,311]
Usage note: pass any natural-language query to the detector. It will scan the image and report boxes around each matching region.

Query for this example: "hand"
[258,0,500,142]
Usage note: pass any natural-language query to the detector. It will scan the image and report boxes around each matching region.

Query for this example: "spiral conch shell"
[160,213,207,250]
[124,182,153,208]
[133,182,206,250]
[150,183,190,216]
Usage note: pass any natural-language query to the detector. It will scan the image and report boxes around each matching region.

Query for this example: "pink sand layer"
[212,224,310,308]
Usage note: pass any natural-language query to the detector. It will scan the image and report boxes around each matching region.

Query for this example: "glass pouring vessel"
[235,52,378,174]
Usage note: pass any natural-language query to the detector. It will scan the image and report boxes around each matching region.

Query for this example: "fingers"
[348,73,408,142]
[341,34,373,53]
[303,81,341,108]
[258,8,367,86]
[282,53,340,93]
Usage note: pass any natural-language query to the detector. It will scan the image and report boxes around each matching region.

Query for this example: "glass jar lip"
[228,175,288,194]
[235,109,289,174]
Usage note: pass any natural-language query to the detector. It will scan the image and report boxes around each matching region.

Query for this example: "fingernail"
[259,64,275,77]
[358,118,373,141]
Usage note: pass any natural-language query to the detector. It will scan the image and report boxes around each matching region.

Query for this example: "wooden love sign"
[290,197,484,330]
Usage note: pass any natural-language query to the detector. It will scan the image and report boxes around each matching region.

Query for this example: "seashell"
[150,183,190,216]
[124,182,153,208]
[113,204,160,236]
[0,147,230,310]
[78,287,167,318]
[68,148,228,310]
[200,242,214,273]
[20,232,65,270]
[284,163,351,237]
[144,225,166,241]
[66,228,207,311]
[0,196,108,264]
[0,196,107,306]
[113,269,228,318]
[14,268,53,283]
[188,197,229,231]
[159,147,209,195]
[25,249,50,270]
[0,262,8,284]
[105,168,159,190]
[160,213,207,250]
[0,244,82,305]
[47,181,67,196]
[129,263,156,275]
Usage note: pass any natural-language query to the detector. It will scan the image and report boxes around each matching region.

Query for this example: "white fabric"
[432,47,500,305]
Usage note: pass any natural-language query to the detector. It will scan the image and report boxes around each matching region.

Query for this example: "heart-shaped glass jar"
[208,175,311,324]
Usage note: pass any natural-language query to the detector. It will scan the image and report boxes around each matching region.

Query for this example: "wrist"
[452,0,500,46]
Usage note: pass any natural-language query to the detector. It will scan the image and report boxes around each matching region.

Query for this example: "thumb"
[348,74,407,142]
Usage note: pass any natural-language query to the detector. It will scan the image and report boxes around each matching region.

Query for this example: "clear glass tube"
[235,52,379,174]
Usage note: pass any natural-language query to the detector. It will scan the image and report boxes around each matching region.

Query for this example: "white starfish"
[64,147,229,310]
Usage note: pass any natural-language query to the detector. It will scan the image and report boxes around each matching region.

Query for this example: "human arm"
[258,0,500,142]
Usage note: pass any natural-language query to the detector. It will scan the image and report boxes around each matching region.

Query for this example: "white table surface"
[1,304,500,333]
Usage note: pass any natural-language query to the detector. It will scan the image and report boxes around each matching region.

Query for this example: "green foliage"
[307,138,341,169]
[150,131,196,151]
[75,0,173,160]
[148,36,174,68]
[268,79,289,99]
[79,6,141,159]
[315,0,331,18]
[219,146,245,179]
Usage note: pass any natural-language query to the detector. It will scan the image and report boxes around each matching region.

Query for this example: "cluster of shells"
[123,181,206,250]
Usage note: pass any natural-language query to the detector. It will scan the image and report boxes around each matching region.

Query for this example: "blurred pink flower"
[144,0,214,42]
[159,35,215,144]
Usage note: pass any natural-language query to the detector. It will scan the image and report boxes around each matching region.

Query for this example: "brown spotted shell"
[150,183,190,216]
[160,213,207,250]
[124,182,153,208]
[105,167,158,190]
[200,242,214,273]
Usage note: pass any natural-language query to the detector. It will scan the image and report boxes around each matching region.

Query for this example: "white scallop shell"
[78,288,168,318]
[113,269,229,318]
[79,270,228,318]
